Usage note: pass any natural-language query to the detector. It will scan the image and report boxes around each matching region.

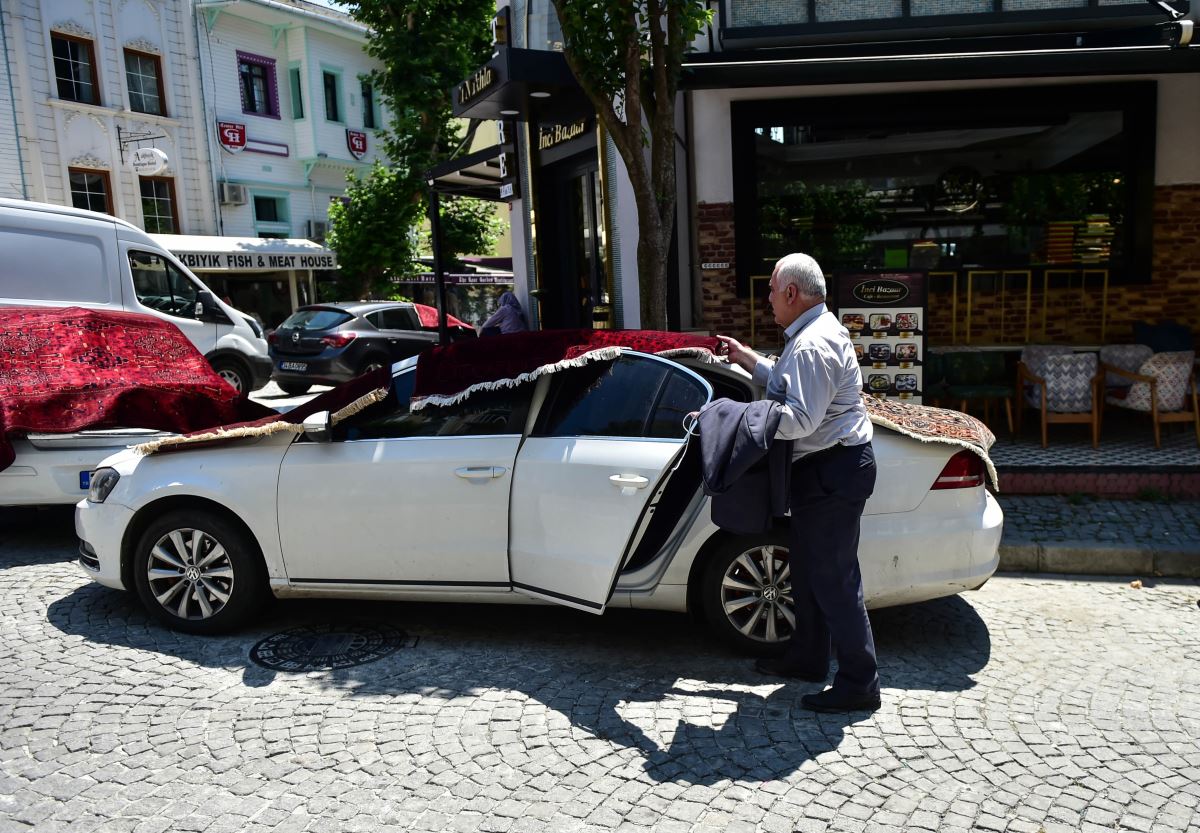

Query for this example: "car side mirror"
[196,290,220,320]
[301,411,332,443]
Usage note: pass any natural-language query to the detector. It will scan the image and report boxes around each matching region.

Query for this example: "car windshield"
[280,308,353,331]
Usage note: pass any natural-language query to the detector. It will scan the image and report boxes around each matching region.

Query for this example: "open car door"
[508,352,713,613]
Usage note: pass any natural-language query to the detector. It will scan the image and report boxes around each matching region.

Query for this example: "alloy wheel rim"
[218,368,243,392]
[720,544,793,643]
[146,528,235,620]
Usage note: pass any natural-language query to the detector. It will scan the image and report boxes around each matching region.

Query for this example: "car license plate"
[79,470,91,490]
[279,361,307,372]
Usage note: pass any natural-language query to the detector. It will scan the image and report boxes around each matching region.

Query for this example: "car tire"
[132,509,268,635]
[210,357,251,397]
[700,531,796,656]
[277,381,311,396]
[359,357,388,375]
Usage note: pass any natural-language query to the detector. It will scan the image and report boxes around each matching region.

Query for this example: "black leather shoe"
[753,657,826,682]
[800,688,881,713]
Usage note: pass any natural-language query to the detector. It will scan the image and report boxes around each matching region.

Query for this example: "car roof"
[296,301,415,315]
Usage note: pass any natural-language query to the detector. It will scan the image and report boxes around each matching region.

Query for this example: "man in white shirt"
[718,252,880,714]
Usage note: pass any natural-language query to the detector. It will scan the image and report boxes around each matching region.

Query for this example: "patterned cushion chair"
[1099,344,1154,392]
[1104,351,1199,448]
[942,350,1014,434]
[1017,348,1102,448]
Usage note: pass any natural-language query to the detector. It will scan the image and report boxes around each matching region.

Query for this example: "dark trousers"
[785,441,879,696]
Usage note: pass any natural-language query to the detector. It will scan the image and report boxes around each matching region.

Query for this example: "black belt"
[793,441,867,467]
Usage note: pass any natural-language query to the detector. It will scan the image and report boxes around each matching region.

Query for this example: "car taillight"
[321,332,356,348]
[931,450,985,490]
[267,331,277,345]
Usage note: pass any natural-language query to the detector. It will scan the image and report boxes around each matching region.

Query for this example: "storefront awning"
[451,46,590,122]
[151,234,337,272]
[425,145,506,200]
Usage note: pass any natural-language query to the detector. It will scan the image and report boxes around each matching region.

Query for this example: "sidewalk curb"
[999,542,1200,578]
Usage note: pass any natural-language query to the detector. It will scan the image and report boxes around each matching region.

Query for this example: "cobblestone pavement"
[3,507,1200,833]
[998,495,1200,549]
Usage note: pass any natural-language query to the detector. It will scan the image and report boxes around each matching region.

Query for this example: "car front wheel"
[210,358,250,396]
[133,509,267,634]
[701,532,795,655]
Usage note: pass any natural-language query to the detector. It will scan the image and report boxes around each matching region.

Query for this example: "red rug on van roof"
[0,306,274,471]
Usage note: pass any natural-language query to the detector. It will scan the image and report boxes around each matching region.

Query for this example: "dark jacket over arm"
[698,398,793,535]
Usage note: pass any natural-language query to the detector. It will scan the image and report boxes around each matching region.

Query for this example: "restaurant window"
[252,194,290,236]
[289,65,304,119]
[361,80,376,129]
[68,168,112,214]
[124,50,165,116]
[323,70,341,122]
[51,33,100,105]
[731,82,1155,291]
[139,177,178,234]
[238,52,278,117]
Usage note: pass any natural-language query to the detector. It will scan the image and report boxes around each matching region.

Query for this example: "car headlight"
[88,468,120,503]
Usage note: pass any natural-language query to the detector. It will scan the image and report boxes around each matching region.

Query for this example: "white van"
[0,198,270,393]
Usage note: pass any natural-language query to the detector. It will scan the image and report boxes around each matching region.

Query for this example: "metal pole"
[427,183,449,345]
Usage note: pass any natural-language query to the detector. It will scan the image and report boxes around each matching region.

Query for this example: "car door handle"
[609,474,650,493]
[455,466,505,480]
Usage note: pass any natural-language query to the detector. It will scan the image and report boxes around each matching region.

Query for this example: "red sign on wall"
[217,121,246,154]
[346,129,367,160]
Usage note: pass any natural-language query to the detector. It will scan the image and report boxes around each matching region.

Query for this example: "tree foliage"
[327,0,499,298]
[551,0,711,329]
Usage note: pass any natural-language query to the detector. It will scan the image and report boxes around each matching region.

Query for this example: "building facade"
[1,0,217,233]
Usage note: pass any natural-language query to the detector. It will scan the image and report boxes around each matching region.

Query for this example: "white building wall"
[0,6,26,199]
[4,0,215,232]
[197,3,387,240]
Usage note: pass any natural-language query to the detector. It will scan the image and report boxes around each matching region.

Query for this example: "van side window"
[129,251,199,319]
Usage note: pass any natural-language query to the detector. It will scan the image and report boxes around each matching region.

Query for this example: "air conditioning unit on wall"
[306,220,329,240]
[218,182,247,205]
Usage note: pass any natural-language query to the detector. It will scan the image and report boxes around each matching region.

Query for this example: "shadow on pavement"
[0,506,77,565]
[47,584,990,786]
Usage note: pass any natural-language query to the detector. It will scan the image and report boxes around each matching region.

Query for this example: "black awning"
[682,42,1200,89]
[425,145,505,200]
[452,46,590,122]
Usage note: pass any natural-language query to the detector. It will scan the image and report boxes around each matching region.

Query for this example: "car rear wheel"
[277,381,311,396]
[359,357,387,375]
[132,509,267,634]
[700,532,795,655]
[210,358,250,396]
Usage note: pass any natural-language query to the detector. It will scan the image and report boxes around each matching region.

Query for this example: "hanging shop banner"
[497,119,520,202]
[397,273,515,286]
[346,129,367,160]
[217,121,246,154]
[834,272,928,404]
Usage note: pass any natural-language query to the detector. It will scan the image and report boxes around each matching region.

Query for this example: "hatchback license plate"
[279,361,308,372]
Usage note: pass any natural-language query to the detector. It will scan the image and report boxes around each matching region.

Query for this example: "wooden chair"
[1016,350,1102,448]
[1103,350,1199,448]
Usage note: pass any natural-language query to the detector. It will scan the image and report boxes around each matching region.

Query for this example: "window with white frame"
[323,71,341,122]
[140,177,178,234]
[52,33,100,104]
[125,50,165,116]
[68,168,112,214]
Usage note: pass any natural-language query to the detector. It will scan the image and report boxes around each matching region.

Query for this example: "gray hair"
[775,253,826,300]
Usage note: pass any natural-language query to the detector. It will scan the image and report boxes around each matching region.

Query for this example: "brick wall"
[697,185,1200,349]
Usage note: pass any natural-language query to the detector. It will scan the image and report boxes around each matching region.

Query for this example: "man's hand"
[715,335,758,374]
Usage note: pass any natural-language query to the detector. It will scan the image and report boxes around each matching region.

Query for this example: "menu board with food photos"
[835,272,927,404]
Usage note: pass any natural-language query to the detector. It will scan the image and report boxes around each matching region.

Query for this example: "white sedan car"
[75,351,1002,653]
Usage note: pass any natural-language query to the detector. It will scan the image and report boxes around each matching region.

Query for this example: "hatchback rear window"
[279,308,352,331]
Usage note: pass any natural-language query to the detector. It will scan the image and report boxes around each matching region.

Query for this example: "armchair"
[1016,349,1102,448]
[1103,351,1199,448]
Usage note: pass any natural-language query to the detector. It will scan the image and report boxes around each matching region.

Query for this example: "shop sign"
[217,121,246,154]
[130,147,168,175]
[346,129,367,160]
[457,65,496,106]
[851,278,910,305]
[398,273,514,286]
[491,7,510,47]
[496,119,519,202]
[537,120,588,151]
[174,251,338,271]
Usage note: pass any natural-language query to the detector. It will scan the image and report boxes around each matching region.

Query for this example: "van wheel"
[700,532,795,656]
[210,358,250,396]
[132,509,267,635]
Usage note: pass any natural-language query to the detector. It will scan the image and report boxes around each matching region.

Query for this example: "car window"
[332,371,533,440]
[365,308,415,331]
[279,308,353,331]
[535,355,707,440]
[129,250,200,319]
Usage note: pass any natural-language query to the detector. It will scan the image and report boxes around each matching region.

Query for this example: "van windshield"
[129,250,199,319]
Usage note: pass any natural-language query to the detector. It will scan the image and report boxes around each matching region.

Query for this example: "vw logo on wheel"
[762,585,779,602]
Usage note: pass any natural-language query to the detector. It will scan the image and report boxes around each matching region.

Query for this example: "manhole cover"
[250,623,416,671]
